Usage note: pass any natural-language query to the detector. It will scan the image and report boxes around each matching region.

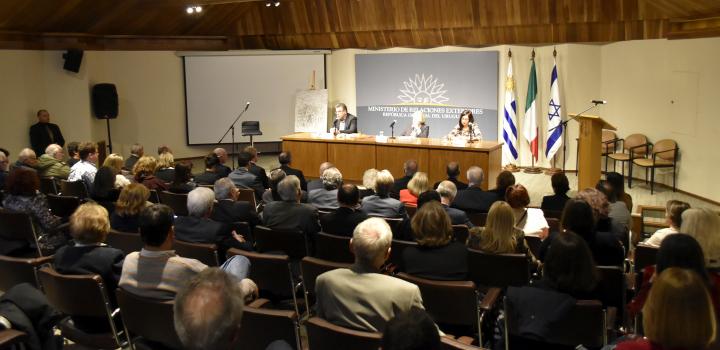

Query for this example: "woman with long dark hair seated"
[168,162,196,194]
[91,166,121,213]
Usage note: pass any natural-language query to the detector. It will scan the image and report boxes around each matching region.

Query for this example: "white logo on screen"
[397,74,449,104]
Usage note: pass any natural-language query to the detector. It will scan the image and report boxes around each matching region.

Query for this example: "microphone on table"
[389,120,396,128]
[591,100,607,105]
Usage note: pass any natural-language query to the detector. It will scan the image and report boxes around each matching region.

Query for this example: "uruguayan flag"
[503,56,518,163]
[545,58,563,161]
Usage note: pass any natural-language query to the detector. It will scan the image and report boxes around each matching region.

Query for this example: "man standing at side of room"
[30,109,65,157]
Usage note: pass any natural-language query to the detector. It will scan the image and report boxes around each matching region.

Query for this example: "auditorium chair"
[601,130,619,173]
[46,194,81,219]
[39,177,59,195]
[468,213,488,227]
[300,257,352,315]
[173,240,220,266]
[596,265,626,332]
[467,249,530,289]
[442,337,487,350]
[158,191,188,216]
[236,187,258,213]
[226,248,300,316]
[315,232,354,263]
[37,267,127,349]
[106,230,143,255]
[628,139,678,194]
[607,133,649,178]
[382,217,412,241]
[241,299,301,350]
[524,236,542,261]
[546,218,560,234]
[0,209,43,257]
[389,239,418,268]
[253,225,309,260]
[116,288,183,350]
[148,190,160,204]
[405,204,417,218]
[632,243,659,273]
[452,225,470,244]
[0,254,52,292]
[306,317,381,350]
[0,329,27,350]
[59,180,88,199]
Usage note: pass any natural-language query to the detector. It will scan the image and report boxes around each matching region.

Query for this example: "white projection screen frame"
[183,51,327,145]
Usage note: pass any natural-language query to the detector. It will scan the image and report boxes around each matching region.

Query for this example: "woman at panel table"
[401,110,430,138]
[447,109,482,140]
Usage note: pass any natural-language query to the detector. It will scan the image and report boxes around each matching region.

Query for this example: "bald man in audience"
[450,166,498,214]
[12,148,38,171]
[391,159,418,198]
[214,148,232,177]
[315,218,430,332]
[432,161,468,190]
[436,181,473,227]
[307,162,334,192]
[262,175,320,240]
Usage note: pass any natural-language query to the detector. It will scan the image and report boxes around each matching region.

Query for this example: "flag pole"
[504,48,520,172]
[546,47,563,175]
[524,49,542,174]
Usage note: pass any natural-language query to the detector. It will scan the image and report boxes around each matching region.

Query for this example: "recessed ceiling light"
[186,6,194,14]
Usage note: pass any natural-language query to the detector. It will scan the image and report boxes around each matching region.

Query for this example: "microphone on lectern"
[591,100,607,105]
[244,101,251,111]
[390,120,397,128]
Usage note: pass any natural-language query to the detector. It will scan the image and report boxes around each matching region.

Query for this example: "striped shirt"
[119,249,206,300]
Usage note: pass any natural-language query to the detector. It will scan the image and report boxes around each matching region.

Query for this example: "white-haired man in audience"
[307,162,334,192]
[315,218,430,332]
[436,180,473,227]
[37,144,70,179]
[262,175,320,239]
[214,147,232,177]
[124,143,143,171]
[360,170,406,218]
[307,167,343,210]
[13,148,38,171]
[210,177,260,227]
[450,166,498,213]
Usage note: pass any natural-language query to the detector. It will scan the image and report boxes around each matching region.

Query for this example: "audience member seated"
[320,184,368,237]
[277,151,307,191]
[468,201,529,255]
[262,175,320,239]
[0,151,8,189]
[359,168,378,198]
[360,170,407,218]
[91,166,121,212]
[210,178,260,227]
[124,143,143,171]
[213,148,232,178]
[173,268,292,350]
[37,144,70,179]
[244,146,269,189]
[555,198,624,266]
[53,203,124,333]
[175,187,250,252]
[436,181,473,227]
[491,170,516,199]
[155,151,176,183]
[168,161,196,194]
[262,168,286,203]
[506,184,549,238]
[195,153,223,186]
[120,204,257,300]
[541,172,570,213]
[598,179,631,243]
[606,171,633,212]
[0,283,63,349]
[399,172,430,207]
[68,142,98,191]
[12,148,38,172]
[307,162,334,192]
[157,145,172,155]
[616,268,716,350]
[229,151,265,200]
[110,183,150,232]
[450,166,498,213]
[315,218,432,332]
[133,156,168,191]
[402,202,468,280]
[627,234,719,319]
[416,190,441,208]
[102,153,131,188]
[308,167,343,210]
[680,208,720,269]
[432,161,467,191]
[391,159,418,198]
[382,308,441,350]
[576,187,617,238]
[67,141,81,167]
[1,168,63,255]
[644,199,690,247]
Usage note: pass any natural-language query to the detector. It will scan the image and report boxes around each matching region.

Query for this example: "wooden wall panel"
[327,143,376,182]
[375,146,429,183]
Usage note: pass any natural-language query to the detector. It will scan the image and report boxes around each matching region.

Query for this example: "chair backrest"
[315,232,354,263]
[634,243,658,271]
[468,212,487,227]
[624,134,648,156]
[158,191,188,216]
[116,288,183,350]
[467,248,529,288]
[37,267,113,318]
[306,317,381,350]
[240,303,300,350]
[596,265,625,310]
[0,255,51,291]
[106,230,143,255]
[227,248,296,299]
[46,194,81,218]
[602,130,617,154]
[60,180,88,198]
[382,217,408,240]
[236,187,258,212]
[241,121,262,135]
[405,204,417,218]
[524,236,542,260]
[148,189,161,204]
[39,177,59,195]
[173,240,219,266]
[396,273,479,329]
[301,257,352,304]
[653,139,678,161]
[254,225,308,260]
[0,209,42,257]
[441,337,485,350]
[546,217,560,234]
[452,225,470,244]
[389,239,418,267]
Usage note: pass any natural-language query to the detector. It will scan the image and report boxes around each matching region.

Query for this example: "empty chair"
[173,240,220,267]
[0,209,43,257]
[116,288,183,350]
[452,225,470,244]
[629,139,678,194]
[306,317,381,350]
[601,130,619,173]
[46,194,81,219]
[467,249,529,289]
[315,232,354,263]
[468,213,488,227]
[607,133,649,177]
[301,257,352,314]
[60,180,88,199]
[0,255,52,291]
[106,230,143,256]
[158,191,188,216]
[39,177,59,195]
[240,298,301,350]
[254,225,309,260]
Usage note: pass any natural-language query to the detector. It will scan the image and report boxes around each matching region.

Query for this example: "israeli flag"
[503,57,519,163]
[545,58,563,160]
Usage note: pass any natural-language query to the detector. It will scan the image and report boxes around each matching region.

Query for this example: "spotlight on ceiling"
[265,1,280,7]
[195,6,202,13]
[186,5,202,14]
[274,1,280,6]
[265,1,271,7]
[186,6,194,14]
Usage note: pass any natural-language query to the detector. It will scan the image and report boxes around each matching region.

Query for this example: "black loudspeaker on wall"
[92,84,119,119]
[62,49,83,73]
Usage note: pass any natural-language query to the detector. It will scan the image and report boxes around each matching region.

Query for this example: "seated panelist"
[447,109,482,140]
[331,102,358,134]
[401,111,430,138]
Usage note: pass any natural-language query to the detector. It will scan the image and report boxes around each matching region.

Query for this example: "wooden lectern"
[572,114,616,190]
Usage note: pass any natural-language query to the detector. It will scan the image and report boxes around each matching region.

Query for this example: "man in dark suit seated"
[320,184,369,237]
[390,159,417,199]
[210,178,260,228]
[331,103,357,134]
[29,109,65,157]
[451,166,498,214]
[432,161,468,190]
[124,143,143,171]
[174,187,252,253]
[213,148,232,177]
[244,146,269,189]
[194,153,222,186]
[308,167,342,210]
[262,175,320,240]
[278,151,307,191]
[436,181,473,227]
[307,162,334,192]
[228,152,265,201]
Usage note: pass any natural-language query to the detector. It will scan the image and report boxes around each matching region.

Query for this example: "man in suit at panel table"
[315,217,432,333]
[307,162,334,192]
[262,175,320,240]
[331,103,357,134]
[277,151,307,191]
[436,181,473,227]
[244,145,269,190]
[390,159,418,199]
[451,166,498,214]
[228,152,265,201]
[320,184,369,237]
